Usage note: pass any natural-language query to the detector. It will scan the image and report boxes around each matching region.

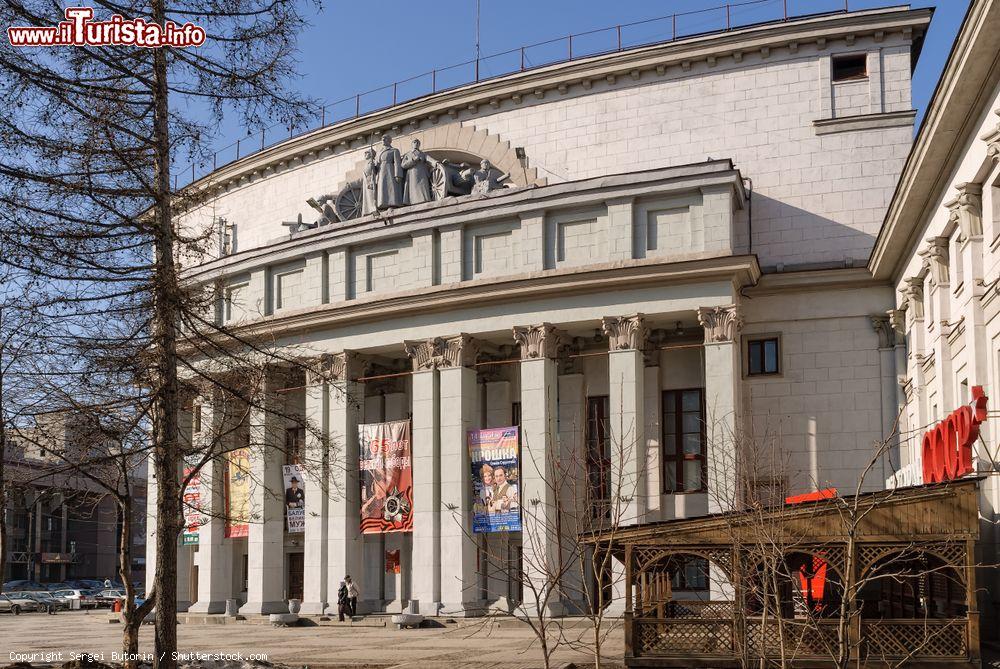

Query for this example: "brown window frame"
[747,337,780,376]
[661,388,706,493]
[832,53,868,82]
[586,395,611,508]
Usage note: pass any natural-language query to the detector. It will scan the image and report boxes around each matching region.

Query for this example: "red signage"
[921,386,988,484]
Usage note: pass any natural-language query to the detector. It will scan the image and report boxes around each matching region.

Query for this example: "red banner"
[359,420,413,534]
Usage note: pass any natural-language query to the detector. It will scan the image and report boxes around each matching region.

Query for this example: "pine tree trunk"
[150,2,181,665]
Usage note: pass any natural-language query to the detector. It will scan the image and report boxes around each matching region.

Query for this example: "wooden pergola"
[584,478,983,668]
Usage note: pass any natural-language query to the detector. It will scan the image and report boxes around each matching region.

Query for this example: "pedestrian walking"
[345,575,360,616]
[336,580,348,622]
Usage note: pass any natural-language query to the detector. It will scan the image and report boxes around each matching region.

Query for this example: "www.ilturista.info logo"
[7,7,205,47]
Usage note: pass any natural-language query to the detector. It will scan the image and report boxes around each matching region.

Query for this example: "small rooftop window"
[832,53,868,82]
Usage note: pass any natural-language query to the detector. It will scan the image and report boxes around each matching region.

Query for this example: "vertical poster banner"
[359,420,413,534]
[282,463,306,533]
[469,426,522,533]
[225,448,250,538]
[181,457,202,545]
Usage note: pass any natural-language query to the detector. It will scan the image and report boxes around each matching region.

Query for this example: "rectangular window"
[193,405,202,433]
[586,396,611,510]
[662,389,705,493]
[747,337,780,376]
[285,426,305,464]
[832,53,867,82]
[670,556,710,591]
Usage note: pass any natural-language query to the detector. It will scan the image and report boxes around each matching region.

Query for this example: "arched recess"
[339,122,547,189]
[744,550,846,619]
[857,549,967,620]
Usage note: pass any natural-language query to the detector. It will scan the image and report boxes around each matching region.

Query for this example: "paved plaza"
[1,611,624,668]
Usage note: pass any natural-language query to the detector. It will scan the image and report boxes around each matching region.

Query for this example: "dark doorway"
[287,552,304,601]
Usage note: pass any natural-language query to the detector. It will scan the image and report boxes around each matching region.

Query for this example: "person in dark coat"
[337,580,348,622]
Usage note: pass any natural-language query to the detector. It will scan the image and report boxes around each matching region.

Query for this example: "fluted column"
[300,359,330,615]
[438,334,482,615]
[240,368,287,615]
[697,305,743,513]
[326,352,365,612]
[189,389,232,613]
[602,314,648,525]
[405,338,443,615]
[513,323,565,616]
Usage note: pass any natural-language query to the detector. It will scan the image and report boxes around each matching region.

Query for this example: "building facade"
[871,0,1000,633]
[147,6,946,618]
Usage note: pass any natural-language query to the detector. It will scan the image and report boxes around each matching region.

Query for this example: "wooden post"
[966,538,980,662]
[625,543,635,658]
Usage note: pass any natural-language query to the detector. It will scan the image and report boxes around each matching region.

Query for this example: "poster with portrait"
[282,463,306,533]
[469,426,521,533]
[225,447,250,538]
[359,420,413,534]
[181,457,202,545]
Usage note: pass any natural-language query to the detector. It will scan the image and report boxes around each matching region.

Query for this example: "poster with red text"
[225,448,250,538]
[181,457,202,545]
[359,420,413,534]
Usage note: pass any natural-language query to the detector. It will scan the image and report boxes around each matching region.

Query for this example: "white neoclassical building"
[143,5,968,620]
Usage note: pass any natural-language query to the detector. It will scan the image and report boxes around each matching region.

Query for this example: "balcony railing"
[175,0,860,189]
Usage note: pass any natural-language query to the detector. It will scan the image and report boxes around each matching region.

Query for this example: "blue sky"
[205,0,969,163]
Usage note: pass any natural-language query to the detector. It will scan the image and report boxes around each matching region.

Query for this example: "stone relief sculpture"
[376,134,404,210]
[295,132,524,229]
[400,139,433,205]
[463,159,510,195]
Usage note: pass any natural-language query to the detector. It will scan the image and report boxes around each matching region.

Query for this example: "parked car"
[94,589,126,607]
[9,591,61,613]
[51,588,98,609]
[0,593,40,613]
[2,580,46,592]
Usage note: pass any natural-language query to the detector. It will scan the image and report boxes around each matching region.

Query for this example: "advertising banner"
[225,448,250,538]
[283,463,306,533]
[469,426,521,533]
[182,457,202,545]
[359,420,413,534]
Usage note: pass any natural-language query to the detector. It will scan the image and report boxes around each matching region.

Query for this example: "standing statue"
[376,134,404,209]
[361,148,378,216]
[400,139,433,205]
[463,159,510,195]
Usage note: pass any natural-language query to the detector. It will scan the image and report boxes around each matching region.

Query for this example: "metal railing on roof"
[175,0,857,189]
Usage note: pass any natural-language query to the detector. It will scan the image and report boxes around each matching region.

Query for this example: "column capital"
[900,278,924,319]
[601,313,647,351]
[697,305,742,343]
[946,182,983,242]
[404,334,480,371]
[869,315,895,349]
[512,323,564,360]
[887,308,906,338]
[919,236,949,285]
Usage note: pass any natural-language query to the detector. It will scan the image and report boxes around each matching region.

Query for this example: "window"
[747,337,780,376]
[193,404,202,433]
[669,556,710,591]
[832,54,867,82]
[285,426,305,464]
[662,389,705,493]
[586,396,611,509]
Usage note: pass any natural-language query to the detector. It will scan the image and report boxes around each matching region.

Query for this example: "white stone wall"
[176,30,916,273]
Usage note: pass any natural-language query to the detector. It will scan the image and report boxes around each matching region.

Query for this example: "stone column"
[871,316,901,479]
[240,369,287,616]
[327,353,365,612]
[405,339,443,615]
[950,185,990,396]
[438,335,481,615]
[920,237,954,414]
[643,364,662,519]
[145,463,159,596]
[300,360,330,615]
[189,392,232,614]
[697,305,743,514]
[557,372,585,613]
[602,314,648,524]
[513,323,565,616]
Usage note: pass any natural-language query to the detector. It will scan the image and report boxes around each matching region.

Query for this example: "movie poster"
[469,426,521,533]
[282,463,306,533]
[225,447,250,538]
[359,420,413,534]
[181,458,202,545]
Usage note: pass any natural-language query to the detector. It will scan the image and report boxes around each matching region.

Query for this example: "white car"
[51,589,98,609]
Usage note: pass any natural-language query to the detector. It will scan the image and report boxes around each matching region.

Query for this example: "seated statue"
[462,159,510,195]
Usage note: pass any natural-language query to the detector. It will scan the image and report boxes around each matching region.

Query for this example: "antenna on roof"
[475,0,481,63]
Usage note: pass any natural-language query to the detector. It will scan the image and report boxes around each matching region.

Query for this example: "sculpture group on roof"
[287,133,512,232]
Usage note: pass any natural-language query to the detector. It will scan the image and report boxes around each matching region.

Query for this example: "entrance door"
[287,552,304,601]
